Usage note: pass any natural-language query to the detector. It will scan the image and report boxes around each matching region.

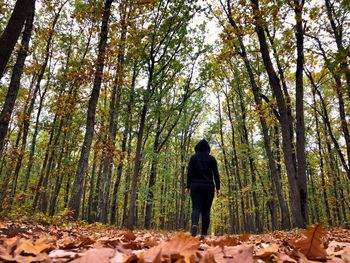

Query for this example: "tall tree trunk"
[216,94,235,232]
[87,150,98,223]
[306,70,350,179]
[22,86,47,191]
[312,88,332,225]
[100,0,128,223]
[144,116,161,229]
[235,76,262,232]
[0,0,35,78]
[39,118,63,213]
[225,95,244,232]
[32,114,57,209]
[110,66,135,224]
[0,3,35,155]
[294,0,308,225]
[250,0,304,227]
[127,104,148,229]
[48,131,67,216]
[69,0,114,219]
[227,0,290,229]
[122,122,133,227]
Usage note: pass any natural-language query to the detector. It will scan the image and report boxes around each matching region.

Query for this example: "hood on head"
[195,139,210,153]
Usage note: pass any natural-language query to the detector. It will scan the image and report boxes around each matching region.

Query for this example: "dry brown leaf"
[327,241,350,255]
[273,252,297,263]
[13,253,51,263]
[199,250,216,263]
[255,243,279,259]
[57,236,79,249]
[49,249,80,260]
[289,224,328,261]
[122,230,136,241]
[341,246,350,263]
[144,236,158,248]
[71,247,115,263]
[141,232,199,263]
[0,246,15,261]
[203,244,254,263]
[238,234,251,242]
[209,235,239,248]
[15,238,51,256]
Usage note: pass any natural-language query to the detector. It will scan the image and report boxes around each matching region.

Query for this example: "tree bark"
[68,0,114,219]
[0,0,35,78]
[100,0,128,223]
[0,2,35,156]
[294,0,308,225]
[250,0,304,227]
[110,65,135,224]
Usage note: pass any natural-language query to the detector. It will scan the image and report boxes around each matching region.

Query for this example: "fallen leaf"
[122,230,136,241]
[141,233,199,263]
[238,234,251,242]
[255,243,279,258]
[71,247,115,263]
[49,249,80,260]
[15,238,51,256]
[341,246,350,263]
[289,224,328,260]
[203,244,254,263]
[209,235,239,248]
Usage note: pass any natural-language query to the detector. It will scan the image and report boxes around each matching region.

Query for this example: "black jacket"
[187,139,220,190]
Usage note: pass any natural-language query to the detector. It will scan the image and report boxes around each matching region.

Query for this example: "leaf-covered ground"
[0,221,349,262]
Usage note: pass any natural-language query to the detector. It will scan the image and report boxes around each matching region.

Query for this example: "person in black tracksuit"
[186,139,221,238]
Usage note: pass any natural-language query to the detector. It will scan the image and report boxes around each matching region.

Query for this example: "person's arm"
[212,157,221,197]
[186,156,194,191]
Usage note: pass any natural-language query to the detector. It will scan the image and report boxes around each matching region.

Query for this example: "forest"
[0,0,349,237]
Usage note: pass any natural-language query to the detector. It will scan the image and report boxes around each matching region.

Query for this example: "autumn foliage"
[0,222,349,262]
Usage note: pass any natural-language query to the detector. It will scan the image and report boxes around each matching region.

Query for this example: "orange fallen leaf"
[209,235,239,248]
[273,252,297,263]
[141,233,199,263]
[238,234,251,242]
[15,238,51,256]
[71,247,115,263]
[203,244,254,263]
[122,230,136,241]
[341,246,350,263]
[255,243,279,259]
[289,224,328,261]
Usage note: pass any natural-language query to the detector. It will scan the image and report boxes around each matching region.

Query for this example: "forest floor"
[0,220,349,262]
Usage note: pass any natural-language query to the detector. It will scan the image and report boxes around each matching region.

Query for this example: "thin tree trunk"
[306,70,350,179]
[100,0,128,223]
[110,67,135,224]
[69,0,114,219]
[312,88,332,225]
[87,150,98,223]
[324,0,350,97]
[144,117,161,229]
[32,114,57,209]
[39,118,63,213]
[127,104,147,229]
[216,94,235,232]
[294,0,308,225]
[48,131,67,216]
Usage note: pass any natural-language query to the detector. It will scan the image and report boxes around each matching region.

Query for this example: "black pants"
[190,183,215,235]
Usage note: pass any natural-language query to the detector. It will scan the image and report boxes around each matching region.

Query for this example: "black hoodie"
[187,139,220,190]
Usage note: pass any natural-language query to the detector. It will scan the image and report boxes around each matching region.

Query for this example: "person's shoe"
[200,235,205,241]
[191,225,198,237]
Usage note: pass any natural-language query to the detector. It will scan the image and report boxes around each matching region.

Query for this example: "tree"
[69,0,115,219]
